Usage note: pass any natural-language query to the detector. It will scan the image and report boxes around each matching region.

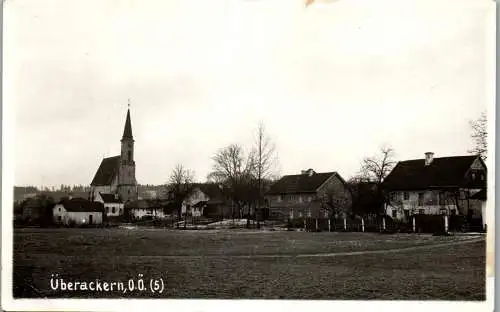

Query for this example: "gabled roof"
[122,109,133,140]
[192,183,224,200]
[266,172,339,195]
[90,156,120,186]
[58,198,105,213]
[382,155,485,191]
[99,192,122,204]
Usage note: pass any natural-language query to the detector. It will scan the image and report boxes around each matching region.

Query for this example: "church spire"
[122,101,133,140]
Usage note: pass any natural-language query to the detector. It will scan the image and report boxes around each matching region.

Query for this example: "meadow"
[13,228,485,300]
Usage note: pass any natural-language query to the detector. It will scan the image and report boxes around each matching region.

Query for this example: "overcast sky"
[5,0,494,187]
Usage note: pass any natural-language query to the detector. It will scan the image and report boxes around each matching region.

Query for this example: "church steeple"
[122,102,133,141]
[120,103,134,165]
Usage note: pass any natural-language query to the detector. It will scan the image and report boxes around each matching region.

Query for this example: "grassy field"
[13,228,486,300]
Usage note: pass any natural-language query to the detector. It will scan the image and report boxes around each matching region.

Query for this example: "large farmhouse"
[265,169,352,220]
[382,153,487,227]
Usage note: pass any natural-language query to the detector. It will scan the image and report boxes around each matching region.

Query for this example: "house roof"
[58,198,105,213]
[382,155,485,191]
[90,156,120,186]
[193,183,224,200]
[266,172,339,195]
[99,192,122,204]
[122,109,133,140]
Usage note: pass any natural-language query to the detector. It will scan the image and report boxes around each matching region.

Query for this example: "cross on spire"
[128,98,131,109]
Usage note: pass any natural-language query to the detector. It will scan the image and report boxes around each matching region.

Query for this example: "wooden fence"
[286,214,485,233]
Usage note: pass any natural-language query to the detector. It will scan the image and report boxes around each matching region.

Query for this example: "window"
[404,210,409,219]
[308,196,312,202]
[106,207,109,213]
[392,210,397,218]
[324,210,329,218]
[57,216,62,222]
[58,207,61,212]
[128,150,132,161]
[298,196,303,203]
[403,192,409,200]
[471,172,476,180]
[112,207,116,213]
[289,209,294,219]
[390,192,398,202]
[450,209,456,216]
[440,208,447,215]
[481,174,485,181]
[277,196,282,203]
[298,212,303,218]
[418,193,424,206]
[307,209,311,218]
[418,209,425,215]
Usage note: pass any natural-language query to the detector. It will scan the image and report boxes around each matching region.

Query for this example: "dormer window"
[471,173,476,180]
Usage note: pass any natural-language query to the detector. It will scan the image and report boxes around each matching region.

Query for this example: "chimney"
[425,152,434,166]
[301,169,315,176]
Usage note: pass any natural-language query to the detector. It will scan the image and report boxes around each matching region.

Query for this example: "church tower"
[117,107,137,202]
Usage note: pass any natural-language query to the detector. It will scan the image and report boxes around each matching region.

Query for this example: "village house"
[90,107,138,204]
[181,183,230,218]
[94,192,124,217]
[265,169,352,220]
[53,198,105,226]
[382,153,487,228]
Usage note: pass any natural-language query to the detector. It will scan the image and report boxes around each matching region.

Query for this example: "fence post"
[412,216,416,232]
[303,218,307,231]
[361,217,365,232]
[343,217,347,231]
[444,215,448,233]
[328,219,331,232]
[382,217,386,231]
[315,219,318,231]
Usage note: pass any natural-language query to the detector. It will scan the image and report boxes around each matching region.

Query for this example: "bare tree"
[252,121,279,223]
[360,145,397,184]
[468,112,487,160]
[168,164,195,227]
[208,144,256,220]
[358,145,397,215]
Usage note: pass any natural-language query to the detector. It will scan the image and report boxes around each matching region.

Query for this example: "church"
[89,108,138,203]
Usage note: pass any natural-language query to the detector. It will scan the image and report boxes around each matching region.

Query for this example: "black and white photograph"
[2,0,496,310]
